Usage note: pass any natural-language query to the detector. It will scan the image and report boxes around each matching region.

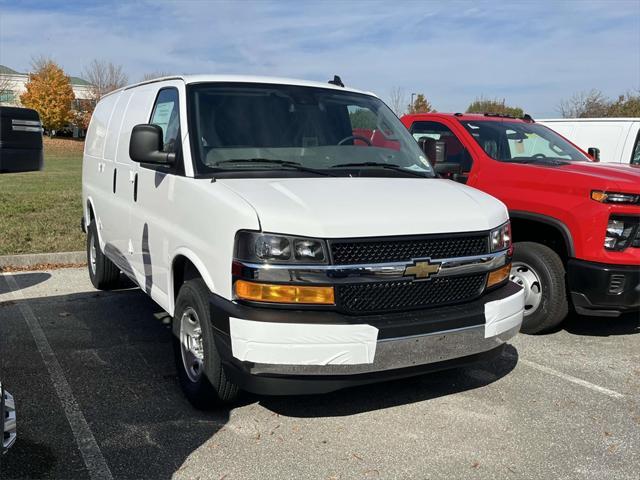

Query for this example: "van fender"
[169,247,217,315]
[84,196,106,251]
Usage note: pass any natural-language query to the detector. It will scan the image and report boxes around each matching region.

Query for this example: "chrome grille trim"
[235,250,508,285]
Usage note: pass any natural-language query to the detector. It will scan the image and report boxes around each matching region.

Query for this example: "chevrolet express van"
[82,75,524,406]
[539,118,640,165]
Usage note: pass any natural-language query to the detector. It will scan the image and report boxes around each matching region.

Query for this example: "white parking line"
[3,273,113,480]
[520,359,625,400]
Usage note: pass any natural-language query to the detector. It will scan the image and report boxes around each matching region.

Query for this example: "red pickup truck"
[401,113,640,333]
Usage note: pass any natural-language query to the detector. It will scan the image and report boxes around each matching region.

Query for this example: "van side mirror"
[129,124,175,165]
[434,162,462,178]
[417,136,447,165]
[587,147,600,162]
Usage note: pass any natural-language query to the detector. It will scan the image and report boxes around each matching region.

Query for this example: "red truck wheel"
[510,242,568,334]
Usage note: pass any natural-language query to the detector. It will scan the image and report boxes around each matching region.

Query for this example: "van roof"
[102,74,377,100]
[538,118,640,122]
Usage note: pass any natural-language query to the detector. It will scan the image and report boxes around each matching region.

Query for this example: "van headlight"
[604,216,640,251]
[490,221,512,252]
[234,231,328,264]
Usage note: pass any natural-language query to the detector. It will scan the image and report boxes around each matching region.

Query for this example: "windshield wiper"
[330,162,432,178]
[504,158,569,166]
[216,158,336,176]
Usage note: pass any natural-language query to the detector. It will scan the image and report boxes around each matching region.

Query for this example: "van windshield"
[461,120,591,163]
[187,83,435,177]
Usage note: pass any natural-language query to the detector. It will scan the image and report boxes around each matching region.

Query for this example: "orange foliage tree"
[20,59,75,133]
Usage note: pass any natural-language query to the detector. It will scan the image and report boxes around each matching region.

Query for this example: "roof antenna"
[328,75,344,87]
[522,113,535,123]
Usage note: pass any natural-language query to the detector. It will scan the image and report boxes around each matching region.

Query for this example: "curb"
[0,251,86,268]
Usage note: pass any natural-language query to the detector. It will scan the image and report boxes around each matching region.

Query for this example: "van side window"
[410,121,472,172]
[150,88,180,153]
[631,129,640,165]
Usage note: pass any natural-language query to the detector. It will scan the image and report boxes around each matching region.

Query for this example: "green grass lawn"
[0,138,85,255]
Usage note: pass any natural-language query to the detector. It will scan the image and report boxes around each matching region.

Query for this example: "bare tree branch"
[82,59,128,100]
[141,71,171,81]
[557,89,609,118]
[388,86,406,116]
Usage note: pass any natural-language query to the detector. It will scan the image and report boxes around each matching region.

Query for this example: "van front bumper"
[209,282,524,395]
[568,259,640,317]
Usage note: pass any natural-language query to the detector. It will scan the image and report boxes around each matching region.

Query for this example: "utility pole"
[410,92,417,113]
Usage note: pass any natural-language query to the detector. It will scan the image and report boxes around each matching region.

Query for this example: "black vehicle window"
[410,121,473,172]
[150,88,180,153]
[186,82,435,178]
[461,120,589,163]
[631,128,640,165]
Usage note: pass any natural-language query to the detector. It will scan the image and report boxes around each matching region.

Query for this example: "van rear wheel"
[172,279,239,408]
[86,221,120,290]
[510,242,568,334]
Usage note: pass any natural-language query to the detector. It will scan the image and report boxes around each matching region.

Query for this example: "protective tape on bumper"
[229,317,379,365]
[484,284,525,338]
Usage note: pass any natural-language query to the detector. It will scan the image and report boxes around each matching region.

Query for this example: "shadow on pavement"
[0,288,233,480]
[258,345,519,418]
[0,282,522,478]
[563,311,640,337]
[0,272,51,296]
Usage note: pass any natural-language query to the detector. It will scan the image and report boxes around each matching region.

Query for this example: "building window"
[0,90,16,103]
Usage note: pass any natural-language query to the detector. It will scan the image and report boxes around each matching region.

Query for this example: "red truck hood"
[555,162,640,192]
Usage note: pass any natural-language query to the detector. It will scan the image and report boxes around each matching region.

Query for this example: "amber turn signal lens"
[487,263,511,288]
[235,280,335,305]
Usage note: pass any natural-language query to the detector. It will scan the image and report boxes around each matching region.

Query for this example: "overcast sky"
[0,0,638,116]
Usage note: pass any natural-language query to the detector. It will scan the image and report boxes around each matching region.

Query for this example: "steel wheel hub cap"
[510,262,543,316]
[89,239,97,275]
[180,307,204,382]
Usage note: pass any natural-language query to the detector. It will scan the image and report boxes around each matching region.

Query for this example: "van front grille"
[335,274,487,314]
[329,234,489,265]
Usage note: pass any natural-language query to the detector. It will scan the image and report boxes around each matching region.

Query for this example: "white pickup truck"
[82,75,524,407]
[539,118,640,165]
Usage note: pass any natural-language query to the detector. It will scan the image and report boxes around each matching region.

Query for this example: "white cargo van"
[539,118,640,165]
[82,75,524,406]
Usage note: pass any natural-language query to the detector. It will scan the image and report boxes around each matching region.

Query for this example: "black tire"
[511,242,568,334]
[86,221,120,290]
[172,279,239,408]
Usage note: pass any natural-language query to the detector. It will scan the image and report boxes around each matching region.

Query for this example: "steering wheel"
[337,135,372,146]
[532,153,547,159]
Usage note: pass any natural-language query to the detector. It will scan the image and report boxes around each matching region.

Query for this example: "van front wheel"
[173,279,239,408]
[86,221,120,290]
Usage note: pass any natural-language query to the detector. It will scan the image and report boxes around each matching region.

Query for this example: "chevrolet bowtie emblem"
[404,260,441,280]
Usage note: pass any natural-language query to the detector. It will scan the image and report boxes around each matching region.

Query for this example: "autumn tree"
[407,94,434,114]
[607,92,640,117]
[20,59,75,133]
[557,89,609,118]
[558,89,640,118]
[466,96,524,117]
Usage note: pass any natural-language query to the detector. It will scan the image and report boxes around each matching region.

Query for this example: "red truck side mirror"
[587,147,600,162]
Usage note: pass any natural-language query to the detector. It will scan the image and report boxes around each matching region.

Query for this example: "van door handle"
[112,168,117,193]
[133,173,138,202]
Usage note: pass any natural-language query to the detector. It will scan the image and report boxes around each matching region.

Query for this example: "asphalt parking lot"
[0,268,638,480]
